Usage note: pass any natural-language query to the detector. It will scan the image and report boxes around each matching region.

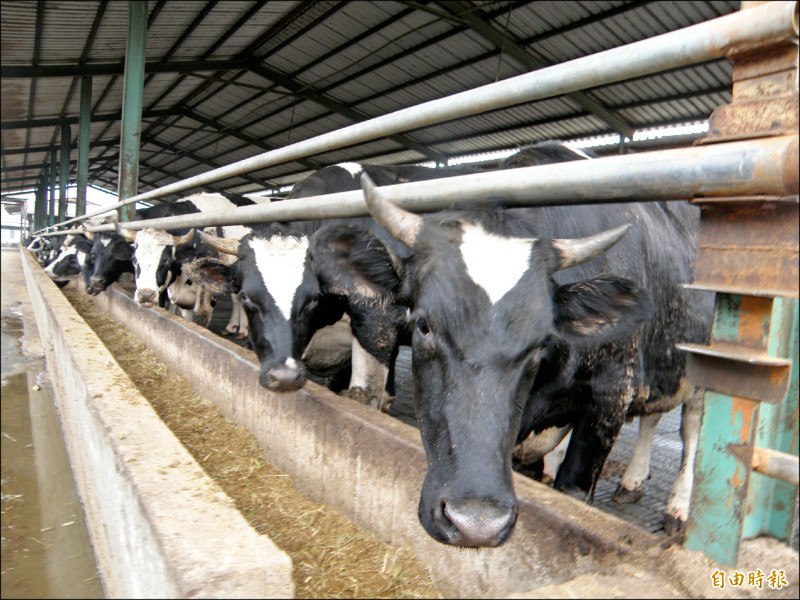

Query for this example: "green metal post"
[34,183,43,231]
[76,76,92,217]
[118,0,147,222]
[49,148,57,227]
[59,123,70,221]
[741,298,799,542]
[42,163,50,229]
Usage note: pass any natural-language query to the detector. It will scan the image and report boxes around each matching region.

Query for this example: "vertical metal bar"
[685,293,764,566]
[742,297,800,541]
[76,76,92,217]
[33,183,42,232]
[117,0,147,222]
[59,123,70,222]
[41,164,50,229]
[49,148,57,227]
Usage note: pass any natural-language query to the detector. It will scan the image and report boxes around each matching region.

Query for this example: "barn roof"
[1,0,739,201]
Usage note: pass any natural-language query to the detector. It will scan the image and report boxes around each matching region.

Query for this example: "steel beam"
[117,0,147,222]
[49,154,57,227]
[77,76,92,217]
[0,58,249,79]
[59,124,70,221]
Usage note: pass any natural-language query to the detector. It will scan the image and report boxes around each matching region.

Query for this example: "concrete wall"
[20,250,294,599]
[86,278,684,598]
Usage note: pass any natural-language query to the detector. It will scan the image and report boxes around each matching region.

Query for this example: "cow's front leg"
[612,413,662,504]
[192,288,214,328]
[664,388,703,535]
[345,338,393,412]
[554,380,632,501]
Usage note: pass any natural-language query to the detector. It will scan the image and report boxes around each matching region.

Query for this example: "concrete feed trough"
[21,247,781,599]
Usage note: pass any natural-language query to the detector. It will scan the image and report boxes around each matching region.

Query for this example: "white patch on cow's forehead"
[134,229,173,292]
[250,236,309,320]
[100,238,112,247]
[459,222,535,305]
[335,162,363,177]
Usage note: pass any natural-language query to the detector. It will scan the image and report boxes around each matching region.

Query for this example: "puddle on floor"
[1,302,104,599]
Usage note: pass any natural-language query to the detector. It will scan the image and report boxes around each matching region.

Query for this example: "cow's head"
[360,173,653,547]
[44,234,93,281]
[115,223,195,306]
[191,228,311,393]
[79,227,135,295]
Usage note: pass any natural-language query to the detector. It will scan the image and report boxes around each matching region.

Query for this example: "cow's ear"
[173,243,197,264]
[184,257,236,295]
[111,242,134,260]
[553,275,653,346]
[311,225,403,298]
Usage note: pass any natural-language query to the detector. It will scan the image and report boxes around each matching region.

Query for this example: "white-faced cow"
[344,151,712,547]
[113,192,255,330]
[192,162,489,395]
[43,233,94,288]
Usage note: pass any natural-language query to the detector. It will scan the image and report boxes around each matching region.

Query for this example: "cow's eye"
[416,317,430,336]
[239,291,251,305]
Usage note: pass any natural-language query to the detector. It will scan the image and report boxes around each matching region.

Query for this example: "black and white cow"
[112,192,255,331]
[43,233,94,287]
[344,152,713,547]
[80,225,136,296]
[193,162,489,395]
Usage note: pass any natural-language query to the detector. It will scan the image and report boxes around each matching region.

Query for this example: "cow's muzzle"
[136,288,157,307]
[430,497,517,548]
[260,363,307,393]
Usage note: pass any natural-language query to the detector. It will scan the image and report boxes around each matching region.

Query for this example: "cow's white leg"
[235,293,248,338]
[193,288,214,327]
[224,293,243,335]
[512,425,571,482]
[346,338,391,412]
[613,413,661,503]
[543,429,573,481]
[664,389,703,534]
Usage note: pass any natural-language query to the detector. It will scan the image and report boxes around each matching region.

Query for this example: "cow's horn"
[551,224,631,271]
[361,172,422,248]
[81,223,95,241]
[113,220,138,242]
[196,229,240,256]
[172,229,194,247]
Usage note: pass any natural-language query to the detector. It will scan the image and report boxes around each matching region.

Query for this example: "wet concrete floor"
[1,247,104,599]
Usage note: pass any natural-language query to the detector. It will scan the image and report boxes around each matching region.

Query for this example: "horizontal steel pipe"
[752,447,800,486]
[84,136,798,233]
[49,1,799,233]
[37,229,85,237]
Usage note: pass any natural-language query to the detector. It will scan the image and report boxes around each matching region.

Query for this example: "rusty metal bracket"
[678,342,792,403]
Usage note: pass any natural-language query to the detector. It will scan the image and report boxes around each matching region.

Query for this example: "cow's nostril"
[439,498,517,547]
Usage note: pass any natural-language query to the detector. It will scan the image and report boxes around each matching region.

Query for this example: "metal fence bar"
[78,135,798,233]
[41,0,799,233]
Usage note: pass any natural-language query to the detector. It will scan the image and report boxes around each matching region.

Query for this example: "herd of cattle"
[25,141,713,549]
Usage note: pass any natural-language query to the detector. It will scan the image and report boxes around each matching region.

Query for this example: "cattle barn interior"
[2,1,798,598]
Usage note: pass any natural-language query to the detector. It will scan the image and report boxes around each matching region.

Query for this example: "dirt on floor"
[62,287,441,600]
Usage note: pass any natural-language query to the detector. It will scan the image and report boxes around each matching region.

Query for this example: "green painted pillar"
[42,164,50,229]
[118,0,147,222]
[49,149,57,227]
[741,297,799,543]
[34,182,44,231]
[76,76,92,217]
[59,123,70,222]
